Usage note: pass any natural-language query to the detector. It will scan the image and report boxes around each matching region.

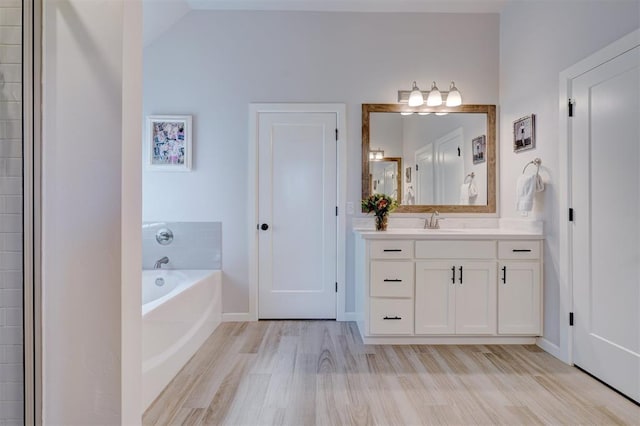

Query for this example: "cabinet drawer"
[370,240,413,259]
[370,261,414,298]
[498,241,541,260]
[370,298,414,335]
[415,240,496,259]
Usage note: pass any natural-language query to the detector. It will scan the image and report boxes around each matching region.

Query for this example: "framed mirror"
[369,157,402,202]
[362,104,496,213]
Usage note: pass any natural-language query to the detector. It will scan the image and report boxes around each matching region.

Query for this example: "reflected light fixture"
[369,148,384,161]
[407,81,424,106]
[398,80,463,107]
[400,111,414,116]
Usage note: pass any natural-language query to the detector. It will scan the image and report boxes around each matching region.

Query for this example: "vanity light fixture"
[426,81,442,106]
[407,81,424,106]
[369,148,384,161]
[400,111,414,116]
[398,80,463,107]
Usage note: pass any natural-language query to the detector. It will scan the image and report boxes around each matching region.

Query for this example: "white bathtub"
[142,269,222,410]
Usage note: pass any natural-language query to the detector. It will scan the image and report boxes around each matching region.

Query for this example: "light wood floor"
[144,321,640,425]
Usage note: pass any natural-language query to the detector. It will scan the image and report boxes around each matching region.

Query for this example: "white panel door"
[415,261,456,334]
[498,261,541,335]
[571,45,640,402]
[258,112,337,319]
[434,128,464,205]
[455,261,496,335]
[415,144,434,204]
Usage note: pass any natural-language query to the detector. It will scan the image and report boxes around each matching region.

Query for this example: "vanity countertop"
[353,228,544,240]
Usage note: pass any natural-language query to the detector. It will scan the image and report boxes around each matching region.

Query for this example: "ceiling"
[185,0,508,13]
[143,0,507,45]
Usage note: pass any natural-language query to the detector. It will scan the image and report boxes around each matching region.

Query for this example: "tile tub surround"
[143,221,221,270]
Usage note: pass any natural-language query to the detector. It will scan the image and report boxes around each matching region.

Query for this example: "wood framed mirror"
[369,156,402,203]
[362,104,496,213]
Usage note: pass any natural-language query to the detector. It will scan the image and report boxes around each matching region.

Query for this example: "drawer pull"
[502,266,507,284]
[451,266,456,284]
[459,266,463,284]
[383,316,402,320]
[383,279,402,282]
[383,249,402,252]
[512,249,532,252]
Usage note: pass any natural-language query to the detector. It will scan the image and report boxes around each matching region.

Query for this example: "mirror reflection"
[362,104,496,214]
[369,157,402,202]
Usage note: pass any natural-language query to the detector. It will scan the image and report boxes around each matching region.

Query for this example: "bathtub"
[142,269,222,410]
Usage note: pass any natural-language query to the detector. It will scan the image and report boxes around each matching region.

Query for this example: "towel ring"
[522,158,542,174]
[464,172,475,183]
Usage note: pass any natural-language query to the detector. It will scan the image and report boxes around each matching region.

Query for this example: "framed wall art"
[513,114,535,153]
[146,115,192,171]
[472,135,486,164]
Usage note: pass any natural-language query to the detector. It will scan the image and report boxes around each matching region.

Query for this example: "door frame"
[248,103,347,321]
[557,29,640,365]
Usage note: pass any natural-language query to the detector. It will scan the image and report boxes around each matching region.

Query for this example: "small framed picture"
[472,135,486,164]
[146,115,192,171]
[513,114,535,153]
[405,166,412,183]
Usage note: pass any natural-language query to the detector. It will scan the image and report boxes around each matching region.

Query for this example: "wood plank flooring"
[143,321,640,425]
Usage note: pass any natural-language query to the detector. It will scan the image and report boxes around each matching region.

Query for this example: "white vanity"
[354,227,543,344]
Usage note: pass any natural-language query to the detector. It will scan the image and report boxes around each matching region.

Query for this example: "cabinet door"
[415,261,456,334]
[498,261,541,335]
[455,261,497,335]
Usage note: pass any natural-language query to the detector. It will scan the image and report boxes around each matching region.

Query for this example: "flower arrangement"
[361,193,398,231]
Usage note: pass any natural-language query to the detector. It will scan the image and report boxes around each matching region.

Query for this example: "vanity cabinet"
[497,241,542,335]
[415,240,497,335]
[355,231,543,344]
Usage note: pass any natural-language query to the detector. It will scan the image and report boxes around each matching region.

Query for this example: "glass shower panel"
[0,0,24,424]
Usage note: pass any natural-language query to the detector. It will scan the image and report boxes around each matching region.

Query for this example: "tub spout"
[154,256,169,269]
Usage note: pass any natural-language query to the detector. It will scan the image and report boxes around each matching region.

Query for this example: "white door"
[455,261,496,335]
[258,112,337,319]
[415,144,434,204]
[415,261,456,334]
[498,261,541,335]
[434,128,464,205]
[571,45,640,402]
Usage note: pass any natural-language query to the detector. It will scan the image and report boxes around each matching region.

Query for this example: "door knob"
[260,223,269,231]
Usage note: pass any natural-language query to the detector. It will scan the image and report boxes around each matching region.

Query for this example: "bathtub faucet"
[153,256,169,269]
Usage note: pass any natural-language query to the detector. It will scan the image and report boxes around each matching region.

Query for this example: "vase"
[375,214,388,231]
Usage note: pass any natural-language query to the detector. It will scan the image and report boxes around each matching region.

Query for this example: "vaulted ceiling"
[143,0,507,45]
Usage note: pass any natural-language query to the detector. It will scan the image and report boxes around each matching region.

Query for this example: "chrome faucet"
[154,256,169,269]
[424,211,442,229]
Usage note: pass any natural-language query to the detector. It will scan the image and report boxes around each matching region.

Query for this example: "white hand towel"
[459,182,479,205]
[516,173,544,212]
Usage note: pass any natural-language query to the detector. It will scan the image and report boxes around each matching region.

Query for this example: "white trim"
[248,103,347,322]
[222,312,254,322]
[537,337,562,360]
[341,312,359,322]
[359,335,537,345]
[558,28,640,366]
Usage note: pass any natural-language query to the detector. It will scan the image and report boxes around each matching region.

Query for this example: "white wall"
[143,10,500,313]
[0,1,24,422]
[499,0,639,354]
[42,0,142,423]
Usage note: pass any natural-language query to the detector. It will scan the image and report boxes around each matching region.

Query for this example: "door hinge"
[569,208,574,222]
[568,99,574,117]
[415,164,419,171]
[335,128,338,141]
[335,282,338,292]
[336,206,338,216]
[569,312,574,326]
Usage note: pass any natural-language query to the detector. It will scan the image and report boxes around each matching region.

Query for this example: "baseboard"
[340,312,359,322]
[537,337,564,362]
[222,312,254,322]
